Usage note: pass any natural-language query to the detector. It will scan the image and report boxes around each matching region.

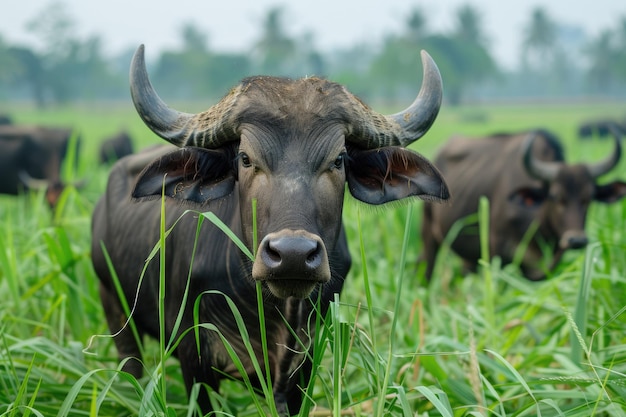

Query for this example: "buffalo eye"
[332,153,346,170]
[239,152,252,168]
[509,187,545,208]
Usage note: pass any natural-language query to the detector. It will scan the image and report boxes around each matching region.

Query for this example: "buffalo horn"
[347,50,443,148]
[587,125,622,179]
[522,132,560,181]
[388,50,443,145]
[130,45,238,148]
[131,45,442,150]
[18,170,50,190]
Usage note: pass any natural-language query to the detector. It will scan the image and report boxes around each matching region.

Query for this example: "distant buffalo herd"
[578,118,626,138]
[0,116,134,207]
[2,45,625,415]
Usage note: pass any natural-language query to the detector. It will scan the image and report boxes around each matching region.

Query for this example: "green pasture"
[1,100,625,416]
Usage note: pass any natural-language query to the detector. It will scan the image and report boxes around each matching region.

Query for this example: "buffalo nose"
[262,236,323,273]
[252,230,331,298]
[568,235,588,249]
[560,231,589,250]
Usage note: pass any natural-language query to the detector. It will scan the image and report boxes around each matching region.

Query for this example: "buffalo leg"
[284,358,311,416]
[178,334,219,415]
[99,283,144,377]
[419,203,439,281]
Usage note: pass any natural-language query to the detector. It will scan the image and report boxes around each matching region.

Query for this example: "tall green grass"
[1,101,625,415]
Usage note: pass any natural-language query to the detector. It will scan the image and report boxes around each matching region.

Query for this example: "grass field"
[1,99,626,416]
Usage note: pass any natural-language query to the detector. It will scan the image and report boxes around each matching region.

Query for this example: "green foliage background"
[2,4,626,106]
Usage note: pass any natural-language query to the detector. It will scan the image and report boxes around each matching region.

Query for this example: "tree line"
[1,3,625,108]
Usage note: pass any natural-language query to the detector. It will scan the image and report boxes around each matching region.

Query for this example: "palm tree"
[615,16,626,82]
[584,30,616,92]
[405,7,428,43]
[521,7,557,71]
[253,6,295,75]
[617,16,626,46]
[455,4,485,46]
[181,22,208,53]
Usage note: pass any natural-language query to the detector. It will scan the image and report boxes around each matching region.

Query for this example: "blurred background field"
[1,1,626,416]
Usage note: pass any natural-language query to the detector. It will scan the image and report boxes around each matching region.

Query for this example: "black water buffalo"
[0,124,77,207]
[91,45,449,415]
[578,119,626,138]
[420,128,626,281]
[99,130,134,164]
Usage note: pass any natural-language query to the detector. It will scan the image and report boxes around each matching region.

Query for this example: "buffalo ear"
[509,187,546,208]
[346,146,449,205]
[595,181,626,203]
[133,147,236,203]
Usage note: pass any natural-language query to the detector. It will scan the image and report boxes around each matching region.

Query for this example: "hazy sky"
[2,0,625,69]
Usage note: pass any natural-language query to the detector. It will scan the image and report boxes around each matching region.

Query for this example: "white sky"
[2,0,625,69]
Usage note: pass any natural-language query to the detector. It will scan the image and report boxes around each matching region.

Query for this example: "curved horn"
[18,170,50,190]
[130,44,239,148]
[388,50,443,145]
[522,132,560,181]
[346,50,443,149]
[587,125,622,178]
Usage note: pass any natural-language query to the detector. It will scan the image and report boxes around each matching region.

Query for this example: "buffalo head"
[128,44,449,299]
[519,127,625,255]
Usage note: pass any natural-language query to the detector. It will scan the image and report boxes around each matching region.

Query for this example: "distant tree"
[406,7,428,43]
[325,43,376,100]
[521,7,557,71]
[206,53,251,96]
[8,46,46,107]
[584,30,618,92]
[449,3,498,99]
[26,1,75,62]
[23,1,76,103]
[0,36,17,85]
[72,36,121,99]
[370,4,496,105]
[368,7,429,101]
[181,22,209,53]
[578,16,626,95]
[253,6,295,75]
[21,1,120,103]
[369,34,420,101]
[454,4,485,44]
[290,31,326,77]
[614,16,626,82]
[154,51,193,98]
[154,22,250,100]
[617,16,626,45]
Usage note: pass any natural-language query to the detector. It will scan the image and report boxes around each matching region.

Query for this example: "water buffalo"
[99,130,134,164]
[578,119,626,139]
[0,124,77,207]
[91,45,449,415]
[420,128,626,281]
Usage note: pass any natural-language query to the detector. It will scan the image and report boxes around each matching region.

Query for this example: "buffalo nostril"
[306,245,322,268]
[264,244,282,267]
[264,236,321,272]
